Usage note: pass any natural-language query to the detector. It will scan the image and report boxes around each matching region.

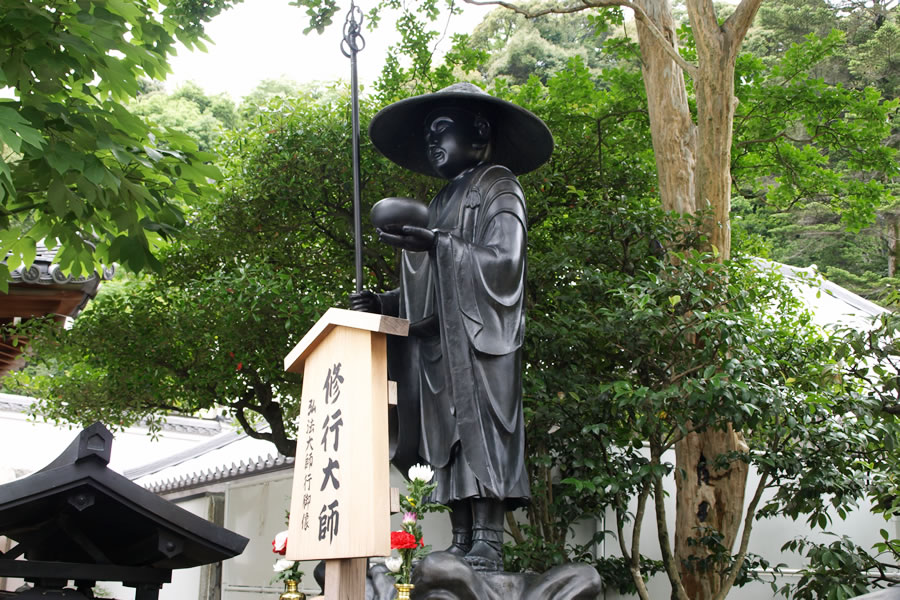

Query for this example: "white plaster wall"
[160,495,208,600]
[0,395,219,476]
[222,472,305,599]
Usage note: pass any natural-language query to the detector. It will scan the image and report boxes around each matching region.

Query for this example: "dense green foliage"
[482,60,899,596]
[467,7,620,84]
[731,0,900,305]
[5,1,900,598]
[435,0,900,307]
[518,199,900,597]
[743,0,900,98]
[0,0,239,287]
[366,4,900,596]
[131,82,239,150]
[732,30,897,231]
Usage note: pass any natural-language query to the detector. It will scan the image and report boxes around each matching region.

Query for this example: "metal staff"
[341,0,366,293]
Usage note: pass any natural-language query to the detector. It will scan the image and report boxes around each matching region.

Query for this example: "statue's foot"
[464,528,503,572]
[445,541,471,557]
[444,532,472,557]
[464,540,503,571]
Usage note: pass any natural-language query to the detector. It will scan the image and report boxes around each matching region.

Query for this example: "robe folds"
[381,163,531,509]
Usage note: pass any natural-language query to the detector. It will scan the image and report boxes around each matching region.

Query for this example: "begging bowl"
[370,197,429,233]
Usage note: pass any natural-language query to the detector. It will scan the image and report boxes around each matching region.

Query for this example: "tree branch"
[460,0,699,77]
[662,417,714,450]
[735,131,815,147]
[0,201,44,216]
[650,439,690,600]
[615,495,650,600]
[713,469,770,600]
[881,402,900,415]
[628,482,653,600]
[233,396,273,444]
[668,363,708,385]
[505,512,526,544]
[230,387,296,457]
[685,0,721,49]
[615,497,633,565]
[722,0,764,55]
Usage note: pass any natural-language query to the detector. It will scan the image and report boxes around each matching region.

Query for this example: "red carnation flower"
[272,530,288,555]
[390,530,420,550]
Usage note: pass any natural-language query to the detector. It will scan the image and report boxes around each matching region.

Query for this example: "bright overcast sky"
[166,0,494,100]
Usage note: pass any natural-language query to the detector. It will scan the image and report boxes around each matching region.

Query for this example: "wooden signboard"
[283,308,408,590]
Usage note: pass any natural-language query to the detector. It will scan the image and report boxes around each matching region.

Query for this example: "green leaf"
[0,105,44,152]
[47,178,67,215]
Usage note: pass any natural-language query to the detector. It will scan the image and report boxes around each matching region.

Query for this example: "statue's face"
[425,108,489,179]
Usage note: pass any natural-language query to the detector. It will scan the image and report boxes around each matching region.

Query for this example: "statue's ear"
[474,115,491,143]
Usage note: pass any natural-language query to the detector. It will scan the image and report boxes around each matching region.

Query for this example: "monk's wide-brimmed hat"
[368,82,554,177]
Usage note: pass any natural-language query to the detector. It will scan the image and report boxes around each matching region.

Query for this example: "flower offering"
[386,463,449,585]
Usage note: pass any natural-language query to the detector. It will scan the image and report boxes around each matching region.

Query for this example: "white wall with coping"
[0,393,223,477]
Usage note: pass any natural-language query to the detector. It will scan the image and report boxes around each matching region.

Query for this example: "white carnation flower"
[273,559,295,573]
[385,555,403,573]
[407,463,434,483]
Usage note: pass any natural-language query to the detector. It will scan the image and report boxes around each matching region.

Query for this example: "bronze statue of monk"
[351,83,553,572]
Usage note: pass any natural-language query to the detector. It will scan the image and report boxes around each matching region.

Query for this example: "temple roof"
[127,429,294,494]
[0,423,248,575]
[0,241,114,375]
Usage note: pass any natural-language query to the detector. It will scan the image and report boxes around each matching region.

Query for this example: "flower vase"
[394,582,414,599]
[279,579,305,600]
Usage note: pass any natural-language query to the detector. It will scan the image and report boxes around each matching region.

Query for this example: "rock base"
[365,552,603,600]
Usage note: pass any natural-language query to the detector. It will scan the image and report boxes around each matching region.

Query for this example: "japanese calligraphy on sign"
[296,362,345,545]
[285,312,399,561]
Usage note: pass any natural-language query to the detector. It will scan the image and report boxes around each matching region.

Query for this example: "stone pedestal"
[365,553,602,600]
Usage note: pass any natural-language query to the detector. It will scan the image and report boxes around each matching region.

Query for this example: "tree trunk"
[686,0,762,260]
[671,4,760,598]
[688,0,734,261]
[692,52,736,260]
[634,0,697,215]
[674,426,749,600]
[634,5,748,593]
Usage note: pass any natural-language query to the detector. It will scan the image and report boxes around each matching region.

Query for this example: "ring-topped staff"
[341,0,366,293]
[351,83,553,572]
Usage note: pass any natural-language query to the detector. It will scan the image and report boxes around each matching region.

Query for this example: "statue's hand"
[349,289,382,314]
[378,226,436,252]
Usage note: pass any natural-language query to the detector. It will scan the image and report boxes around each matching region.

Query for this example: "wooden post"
[284,307,408,599]
[132,583,161,600]
[324,558,367,600]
